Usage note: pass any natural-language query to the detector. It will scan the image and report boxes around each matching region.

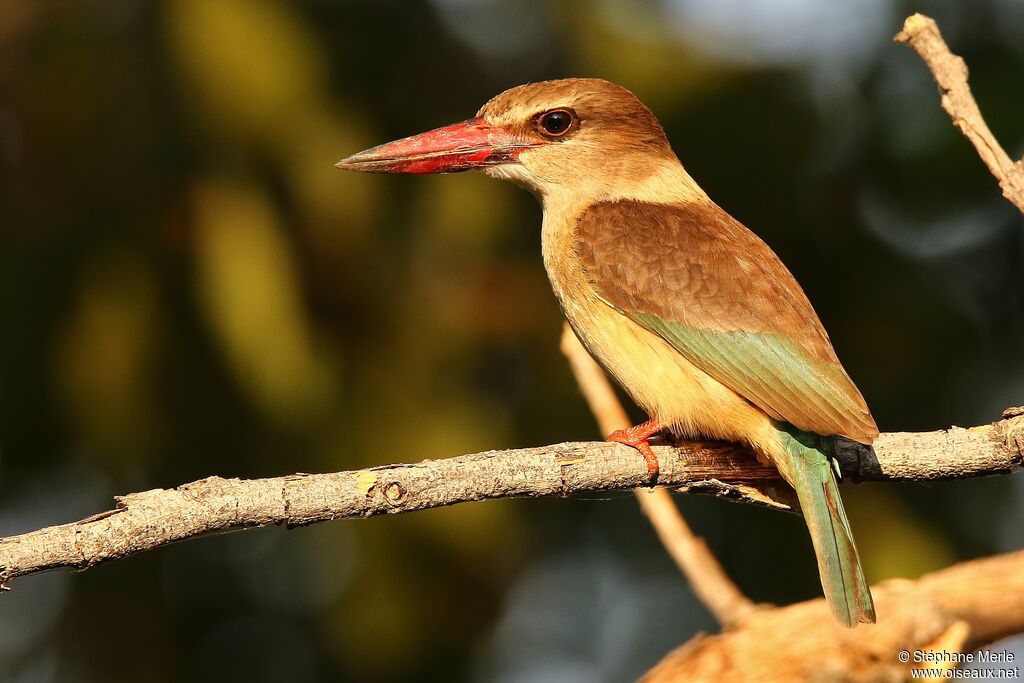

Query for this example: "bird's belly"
[562,290,778,450]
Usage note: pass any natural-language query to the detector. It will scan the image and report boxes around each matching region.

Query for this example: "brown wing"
[574,199,877,443]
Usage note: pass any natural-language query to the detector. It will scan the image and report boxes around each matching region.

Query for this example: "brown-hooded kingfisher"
[336,78,877,627]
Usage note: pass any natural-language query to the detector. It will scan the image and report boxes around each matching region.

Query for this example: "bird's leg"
[606,418,669,478]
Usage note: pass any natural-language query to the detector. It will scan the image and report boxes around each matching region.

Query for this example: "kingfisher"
[336,78,877,626]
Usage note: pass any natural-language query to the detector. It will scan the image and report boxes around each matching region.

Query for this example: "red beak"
[335,117,536,174]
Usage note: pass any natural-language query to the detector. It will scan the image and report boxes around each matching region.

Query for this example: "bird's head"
[336,78,682,202]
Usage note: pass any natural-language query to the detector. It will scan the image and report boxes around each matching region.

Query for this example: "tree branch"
[641,550,1024,682]
[0,410,1020,590]
[896,13,1024,213]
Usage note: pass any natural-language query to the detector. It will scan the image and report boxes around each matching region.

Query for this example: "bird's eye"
[537,109,574,138]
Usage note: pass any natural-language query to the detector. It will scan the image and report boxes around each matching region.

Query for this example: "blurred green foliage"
[0,1,1021,681]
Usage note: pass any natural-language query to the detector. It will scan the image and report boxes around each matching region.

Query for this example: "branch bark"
[641,550,1024,683]
[896,13,1024,213]
[0,410,1020,590]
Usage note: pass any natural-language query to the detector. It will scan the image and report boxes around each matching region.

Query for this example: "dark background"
[1,1,1022,681]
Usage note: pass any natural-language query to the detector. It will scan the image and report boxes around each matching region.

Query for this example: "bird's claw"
[606,419,667,481]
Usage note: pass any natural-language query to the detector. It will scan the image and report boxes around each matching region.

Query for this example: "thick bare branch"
[641,550,1024,683]
[896,13,1024,213]
[0,410,1020,590]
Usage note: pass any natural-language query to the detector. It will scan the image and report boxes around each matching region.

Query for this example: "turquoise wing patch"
[632,312,867,437]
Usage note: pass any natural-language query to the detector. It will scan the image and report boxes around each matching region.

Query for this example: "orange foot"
[606,418,668,479]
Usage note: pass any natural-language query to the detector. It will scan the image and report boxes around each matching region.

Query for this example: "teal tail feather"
[777,427,876,627]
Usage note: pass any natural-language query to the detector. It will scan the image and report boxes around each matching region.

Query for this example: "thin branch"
[641,550,1024,683]
[0,410,1020,590]
[560,325,756,627]
[896,13,1024,214]
[633,488,758,627]
[559,325,633,436]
